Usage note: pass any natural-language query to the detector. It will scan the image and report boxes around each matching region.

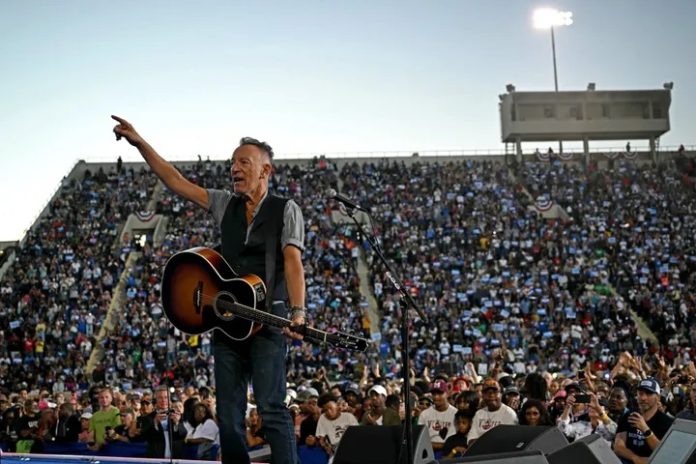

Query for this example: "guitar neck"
[229,301,367,351]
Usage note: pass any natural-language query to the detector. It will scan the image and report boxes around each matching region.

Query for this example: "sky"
[1,0,695,242]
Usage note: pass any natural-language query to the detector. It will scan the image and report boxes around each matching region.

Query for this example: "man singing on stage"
[112,115,306,464]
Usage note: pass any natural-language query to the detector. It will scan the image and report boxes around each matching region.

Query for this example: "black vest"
[219,194,289,310]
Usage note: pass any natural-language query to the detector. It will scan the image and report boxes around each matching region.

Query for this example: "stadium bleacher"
[1,151,695,462]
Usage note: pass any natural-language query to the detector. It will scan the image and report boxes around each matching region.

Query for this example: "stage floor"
[0,451,274,464]
[0,453,220,464]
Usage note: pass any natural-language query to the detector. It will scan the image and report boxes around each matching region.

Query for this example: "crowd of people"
[1,153,695,462]
[347,159,648,377]
[0,166,156,395]
[519,158,696,358]
[2,353,696,463]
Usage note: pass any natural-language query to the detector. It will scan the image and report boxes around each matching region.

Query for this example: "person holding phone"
[559,382,590,423]
[614,378,674,464]
[558,391,617,443]
[140,386,188,458]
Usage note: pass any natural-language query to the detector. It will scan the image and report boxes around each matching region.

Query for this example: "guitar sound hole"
[214,292,237,321]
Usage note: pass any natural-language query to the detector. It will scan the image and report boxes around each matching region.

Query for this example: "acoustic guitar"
[161,247,368,351]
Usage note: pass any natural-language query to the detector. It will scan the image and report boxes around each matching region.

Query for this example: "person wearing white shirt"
[418,386,457,451]
[315,394,358,459]
[184,403,219,460]
[468,378,518,443]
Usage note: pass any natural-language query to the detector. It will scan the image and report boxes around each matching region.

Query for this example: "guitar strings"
[193,291,365,346]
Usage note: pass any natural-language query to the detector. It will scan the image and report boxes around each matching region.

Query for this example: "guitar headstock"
[327,332,368,352]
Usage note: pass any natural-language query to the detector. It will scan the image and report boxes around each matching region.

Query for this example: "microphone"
[327,189,366,212]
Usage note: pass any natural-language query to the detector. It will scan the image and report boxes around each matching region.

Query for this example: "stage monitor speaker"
[547,433,621,464]
[333,424,435,464]
[466,425,568,457]
[439,449,549,464]
[649,418,696,464]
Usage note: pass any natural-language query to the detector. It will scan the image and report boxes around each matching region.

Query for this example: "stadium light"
[533,8,573,29]
[532,8,573,92]
[533,7,573,153]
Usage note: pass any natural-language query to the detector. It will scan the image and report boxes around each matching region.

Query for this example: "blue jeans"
[214,321,297,464]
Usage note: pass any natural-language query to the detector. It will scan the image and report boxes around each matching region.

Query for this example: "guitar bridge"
[194,281,203,314]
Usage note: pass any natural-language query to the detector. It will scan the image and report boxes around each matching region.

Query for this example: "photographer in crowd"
[140,386,187,458]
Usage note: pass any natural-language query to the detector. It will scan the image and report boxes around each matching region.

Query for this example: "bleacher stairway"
[86,252,141,374]
[87,178,168,374]
[331,179,381,337]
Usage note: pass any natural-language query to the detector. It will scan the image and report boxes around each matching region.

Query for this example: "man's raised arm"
[111,115,208,209]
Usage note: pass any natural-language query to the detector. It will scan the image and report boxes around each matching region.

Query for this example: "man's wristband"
[643,429,653,438]
[290,306,306,319]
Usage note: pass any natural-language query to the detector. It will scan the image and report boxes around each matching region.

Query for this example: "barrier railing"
[0,441,219,461]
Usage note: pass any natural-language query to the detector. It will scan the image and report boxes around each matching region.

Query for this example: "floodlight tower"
[533,8,573,153]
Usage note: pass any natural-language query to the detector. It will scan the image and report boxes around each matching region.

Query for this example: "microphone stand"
[166,386,175,464]
[163,312,178,464]
[342,205,428,464]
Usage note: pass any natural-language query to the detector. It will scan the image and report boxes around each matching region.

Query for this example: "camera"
[105,426,116,440]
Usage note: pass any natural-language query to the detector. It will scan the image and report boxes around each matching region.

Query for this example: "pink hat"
[431,379,449,393]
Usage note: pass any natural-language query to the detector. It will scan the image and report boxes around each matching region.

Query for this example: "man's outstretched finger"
[111,115,128,125]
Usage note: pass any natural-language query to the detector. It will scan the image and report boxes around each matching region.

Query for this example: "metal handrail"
[82,144,695,163]
[16,159,84,247]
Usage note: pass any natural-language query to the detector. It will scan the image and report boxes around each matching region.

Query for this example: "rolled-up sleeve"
[595,420,617,442]
[207,189,233,227]
[282,199,304,251]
